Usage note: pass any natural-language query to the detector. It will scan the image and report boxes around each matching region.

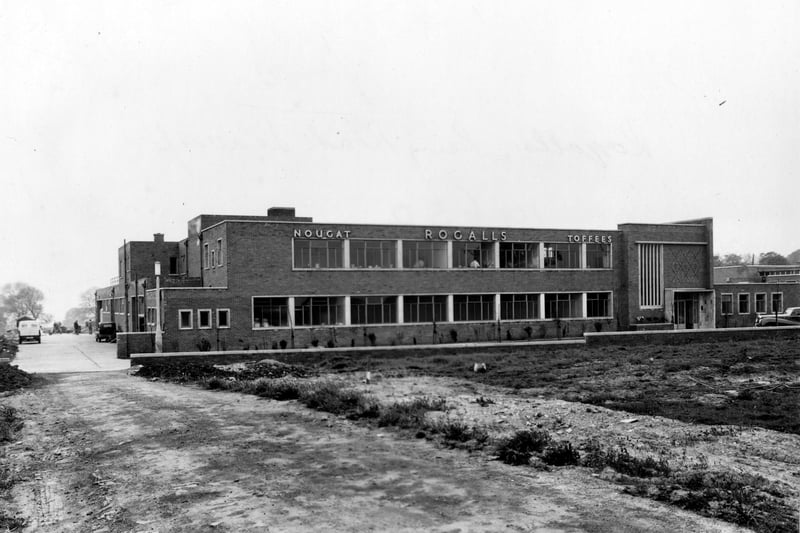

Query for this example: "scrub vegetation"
[1,364,33,531]
[136,336,800,532]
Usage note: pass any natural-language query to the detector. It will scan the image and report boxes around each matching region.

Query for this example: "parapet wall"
[117,332,155,359]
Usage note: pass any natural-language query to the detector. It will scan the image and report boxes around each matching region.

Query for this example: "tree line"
[714,249,800,267]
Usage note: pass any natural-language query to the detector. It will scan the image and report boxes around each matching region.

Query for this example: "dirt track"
[1,370,751,532]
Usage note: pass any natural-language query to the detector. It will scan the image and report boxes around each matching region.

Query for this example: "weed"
[378,397,446,429]
[542,441,581,466]
[430,420,489,448]
[0,406,23,442]
[299,382,379,420]
[496,429,552,465]
[583,444,671,478]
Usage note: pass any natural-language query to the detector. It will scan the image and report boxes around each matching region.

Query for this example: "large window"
[587,292,611,318]
[639,243,663,307]
[586,243,611,269]
[544,293,582,319]
[350,240,396,268]
[351,296,397,324]
[500,293,539,320]
[737,293,750,314]
[253,297,290,328]
[403,295,447,323]
[294,296,344,326]
[402,241,448,268]
[755,293,767,314]
[453,242,494,268]
[499,242,538,269]
[544,243,581,269]
[294,239,343,268]
[720,293,733,315]
[453,294,495,321]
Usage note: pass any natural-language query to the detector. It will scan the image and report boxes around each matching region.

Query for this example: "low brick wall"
[117,332,155,359]
[130,338,585,368]
[585,325,800,346]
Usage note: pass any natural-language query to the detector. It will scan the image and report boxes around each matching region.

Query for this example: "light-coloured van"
[18,320,42,344]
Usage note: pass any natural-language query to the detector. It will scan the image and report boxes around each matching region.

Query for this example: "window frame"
[737,293,750,315]
[293,239,344,269]
[720,293,733,316]
[500,293,539,320]
[543,242,581,269]
[586,292,612,318]
[771,292,783,313]
[294,296,345,326]
[217,238,224,266]
[544,293,582,319]
[402,295,447,323]
[253,297,290,329]
[178,309,193,330]
[453,241,494,269]
[349,239,397,269]
[216,308,230,329]
[586,243,612,269]
[453,294,495,322]
[499,242,539,269]
[198,309,212,329]
[402,240,448,269]
[351,295,398,325]
[754,292,767,314]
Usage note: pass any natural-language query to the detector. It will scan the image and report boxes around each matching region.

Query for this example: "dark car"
[95,322,117,342]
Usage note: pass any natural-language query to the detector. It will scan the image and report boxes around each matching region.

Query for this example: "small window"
[198,309,212,329]
[217,309,230,328]
[179,309,193,329]
[737,293,750,314]
[169,257,178,275]
[720,294,733,316]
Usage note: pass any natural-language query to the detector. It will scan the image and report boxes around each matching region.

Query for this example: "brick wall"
[117,332,155,359]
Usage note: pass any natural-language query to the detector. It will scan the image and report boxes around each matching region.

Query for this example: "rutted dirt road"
[2,370,749,532]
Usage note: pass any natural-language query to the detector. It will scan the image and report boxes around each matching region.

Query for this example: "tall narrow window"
[720,294,733,315]
[639,244,663,307]
[217,238,224,266]
[737,293,750,314]
[755,293,767,314]
[771,292,783,313]
[203,243,210,269]
[198,309,212,329]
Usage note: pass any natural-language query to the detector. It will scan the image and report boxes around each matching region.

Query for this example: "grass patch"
[428,420,490,450]
[298,382,380,420]
[0,406,23,443]
[378,397,446,429]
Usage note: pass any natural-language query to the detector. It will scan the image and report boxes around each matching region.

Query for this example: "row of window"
[203,238,225,269]
[720,292,783,315]
[174,308,230,330]
[293,239,611,270]
[252,292,612,328]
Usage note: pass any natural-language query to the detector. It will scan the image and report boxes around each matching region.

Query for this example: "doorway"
[673,293,700,329]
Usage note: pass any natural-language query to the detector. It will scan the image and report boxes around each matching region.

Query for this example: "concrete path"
[12,332,130,373]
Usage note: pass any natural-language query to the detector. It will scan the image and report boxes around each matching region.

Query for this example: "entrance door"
[673,294,699,329]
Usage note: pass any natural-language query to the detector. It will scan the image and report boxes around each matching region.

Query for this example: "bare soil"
[1,337,798,532]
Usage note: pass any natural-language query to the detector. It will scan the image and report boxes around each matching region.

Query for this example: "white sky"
[1,1,798,321]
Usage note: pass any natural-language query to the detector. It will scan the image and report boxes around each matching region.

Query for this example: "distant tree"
[722,253,745,266]
[786,249,800,264]
[65,287,98,326]
[758,252,789,265]
[0,282,45,321]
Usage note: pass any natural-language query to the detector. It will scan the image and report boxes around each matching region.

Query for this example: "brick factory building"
[95,208,715,354]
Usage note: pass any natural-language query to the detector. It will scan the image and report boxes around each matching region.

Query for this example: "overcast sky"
[1,1,798,321]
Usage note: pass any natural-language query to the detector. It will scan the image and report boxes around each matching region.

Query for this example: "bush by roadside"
[0,366,30,531]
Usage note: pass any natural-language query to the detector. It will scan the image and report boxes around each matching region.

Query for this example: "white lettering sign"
[424,229,507,241]
[567,234,613,244]
[293,228,351,239]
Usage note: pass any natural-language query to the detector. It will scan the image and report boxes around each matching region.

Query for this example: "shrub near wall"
[168,319,614,353]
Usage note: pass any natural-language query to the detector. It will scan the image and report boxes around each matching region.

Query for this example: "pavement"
[12,332,130,373]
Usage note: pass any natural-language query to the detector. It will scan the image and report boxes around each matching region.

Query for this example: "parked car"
[95,322,117,342]
[755,307,800,327]
[18,320,42,344]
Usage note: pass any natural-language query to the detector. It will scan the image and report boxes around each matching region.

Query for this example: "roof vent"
[267,207,297,219]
